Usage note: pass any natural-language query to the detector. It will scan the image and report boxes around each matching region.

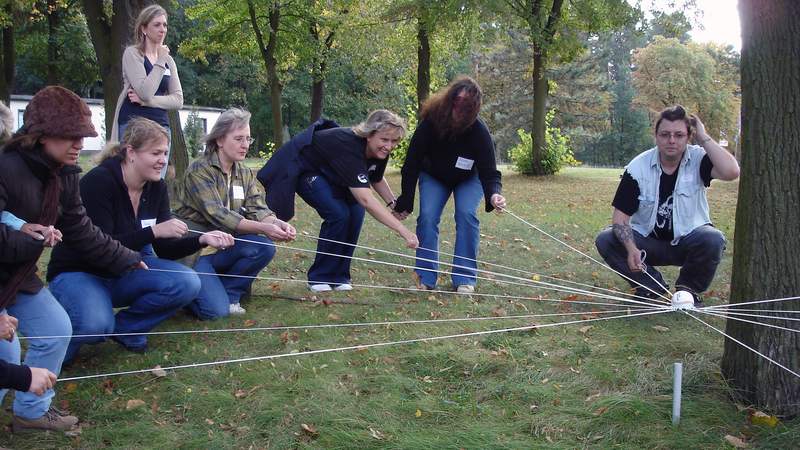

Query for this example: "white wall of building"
[9,95,223,152]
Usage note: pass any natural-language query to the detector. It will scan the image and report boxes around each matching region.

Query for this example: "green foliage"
[255,140,276,160]
[388,103,417,168]
[632,36,740,142]
[182,108,204,158]
[510,111,579,175]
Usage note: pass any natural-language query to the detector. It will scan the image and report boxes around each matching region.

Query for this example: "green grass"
[2,166,797,449]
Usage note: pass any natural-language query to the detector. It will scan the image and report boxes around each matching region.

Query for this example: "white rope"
[303,233,659,305]
[192,231,670,309]
[144,267,668,312]
[697,309,800,334]
[502,208,674,303]
[685,311,800,378]
[20,308,647,341]
[707,308,800,314]
[702,295,800,310]
[59,309,670,382]
[701,309,800,322]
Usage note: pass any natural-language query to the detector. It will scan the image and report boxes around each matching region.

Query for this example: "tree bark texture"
[168,109,188,181]
[416,19,430,114]
[309,24,334,123]
[720,0,800,418]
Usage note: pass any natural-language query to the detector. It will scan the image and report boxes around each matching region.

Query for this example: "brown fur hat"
[23,86,98,138]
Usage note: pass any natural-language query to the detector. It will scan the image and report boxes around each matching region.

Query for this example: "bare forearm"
[371,179,395,205]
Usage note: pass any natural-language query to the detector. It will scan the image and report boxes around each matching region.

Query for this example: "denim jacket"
[626,145,711,245]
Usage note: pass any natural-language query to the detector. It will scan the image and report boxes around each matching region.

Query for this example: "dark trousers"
[595,224,726,294]
[297,173,365,286]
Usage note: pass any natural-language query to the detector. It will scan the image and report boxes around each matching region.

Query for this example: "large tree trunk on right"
[720,0,800,418]
[416,20,430,114]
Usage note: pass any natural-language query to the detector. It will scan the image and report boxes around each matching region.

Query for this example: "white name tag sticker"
[141,219,157,229]
[232,185,245,199]
[455,157,474,170]
[164,68,172,76]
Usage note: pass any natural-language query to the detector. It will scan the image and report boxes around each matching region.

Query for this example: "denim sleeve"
[1,211,26,231]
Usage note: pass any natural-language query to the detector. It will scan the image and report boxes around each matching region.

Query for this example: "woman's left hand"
[200,230,236,250]
[491,193,507,212]
[127,89,142,104]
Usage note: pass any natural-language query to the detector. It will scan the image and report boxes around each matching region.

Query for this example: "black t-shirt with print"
[612,154,714,241]
[300,127,387,189]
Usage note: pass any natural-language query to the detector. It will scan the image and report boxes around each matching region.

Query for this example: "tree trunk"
[720,0,800,418]
[247,0,283,145]
[416,19,431,114]
[0,6,15,104]
[526,0,563,176]
[309,25,334,123]
[168,109,188,181]
[530,50,547,175]
[46,2,60,86]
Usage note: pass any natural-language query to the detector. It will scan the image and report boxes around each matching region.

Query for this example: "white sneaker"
[309,284,332,292]
[229,303,247,315]
[456,285,475,294]
[334,283,353,291]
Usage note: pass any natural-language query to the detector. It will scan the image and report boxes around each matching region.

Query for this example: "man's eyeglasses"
[233,136,256,146]
[657,132,688,140]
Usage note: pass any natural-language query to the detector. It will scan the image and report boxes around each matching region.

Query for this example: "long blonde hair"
[132,5,168,53]
[352,109,407,139]
[95,117,169,164]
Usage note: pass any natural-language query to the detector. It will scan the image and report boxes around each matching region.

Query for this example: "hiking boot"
[229,303,247,315]
[634,286,670,301]
[13,407,79,432]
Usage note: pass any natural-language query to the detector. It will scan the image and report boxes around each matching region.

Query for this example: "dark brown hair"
[420,76,482,140]
[655,105,694,136]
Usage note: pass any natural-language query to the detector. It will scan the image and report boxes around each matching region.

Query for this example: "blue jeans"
[595,224,726,294]
[0,289,71,419]
[118,122,171,179]
[415,172,483,289]
[297,174,365,286]
[188,234,275,320]
[50,249,200,360]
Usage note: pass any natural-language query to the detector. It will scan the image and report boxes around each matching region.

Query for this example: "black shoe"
[634,286,670,300]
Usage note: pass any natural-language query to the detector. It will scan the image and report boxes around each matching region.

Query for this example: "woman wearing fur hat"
[111,4,182,179]
[0,86,142,432]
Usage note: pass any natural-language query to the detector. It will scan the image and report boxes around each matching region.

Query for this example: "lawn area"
[2,165,797,449]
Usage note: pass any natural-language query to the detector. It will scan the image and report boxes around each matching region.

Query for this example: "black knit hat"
[23,86,98,138]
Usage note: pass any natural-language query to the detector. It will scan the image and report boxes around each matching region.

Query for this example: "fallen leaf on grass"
[243,319,257,327]
[205,418,215,425]
[491,307,507,317]
[369,427,385,440]
[65,383,78,393]
[652,325,670,332]
[126,399,146,410]
[749,410,780,427]
[415,409,422,418]
[64,426,82,437]
[579,325,593,335]
[724,435,748,448]
[593,407,608,416]
[301,423,318,436]
[327,313,341,321]
[151,365,167,377]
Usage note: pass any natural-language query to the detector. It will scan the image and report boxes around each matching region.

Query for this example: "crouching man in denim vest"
[595,105,740,305]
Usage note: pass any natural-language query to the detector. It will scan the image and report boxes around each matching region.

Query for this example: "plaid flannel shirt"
[175,152,273,234]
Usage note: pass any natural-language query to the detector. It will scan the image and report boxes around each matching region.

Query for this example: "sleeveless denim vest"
[626,145,711,245]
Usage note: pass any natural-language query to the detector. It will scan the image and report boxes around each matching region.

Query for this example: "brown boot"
[12,407,79,432]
